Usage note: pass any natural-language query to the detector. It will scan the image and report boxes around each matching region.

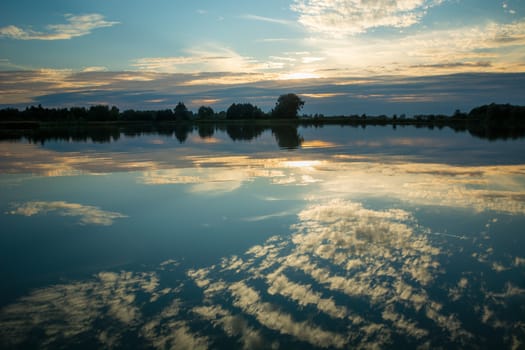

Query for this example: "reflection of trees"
[466,123,525,140]
[5,126,122,144]
[3,117,523,147]
[464,104,525,140]
[150,125,178,137]
[174,124,191,143]
[2,102,525,142]
[1,194,524,349]
[197,123,215,138]
[226,124,265,141]
[271,125,303,149]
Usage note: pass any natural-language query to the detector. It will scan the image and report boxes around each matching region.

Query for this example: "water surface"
[1,125,524,349]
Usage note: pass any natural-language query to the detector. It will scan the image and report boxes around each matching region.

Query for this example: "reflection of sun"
[282,160,321,169]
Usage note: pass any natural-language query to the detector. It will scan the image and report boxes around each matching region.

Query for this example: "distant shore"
[1,103,524,142]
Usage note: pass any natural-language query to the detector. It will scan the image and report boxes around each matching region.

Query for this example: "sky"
[1,0,525,115]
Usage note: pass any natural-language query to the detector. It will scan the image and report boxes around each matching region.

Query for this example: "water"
[1,124,524,349]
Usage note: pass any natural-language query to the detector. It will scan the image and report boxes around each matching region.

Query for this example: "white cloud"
[186,198,472,347]
[241,14,294,26]
[81,66,108,73]
[132,45,269,75]
[266,271,348,319]
[0,14,119,40]
[0,271,162,348]
[291,0,442,36]
[141,301,209,350]
[229,281,347,348]
[193,305,265,350]
[7,201,127,226]
[2,194,524,348]
[299,20,525,76]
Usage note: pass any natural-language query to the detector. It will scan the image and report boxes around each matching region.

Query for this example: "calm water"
[1,125,524,349]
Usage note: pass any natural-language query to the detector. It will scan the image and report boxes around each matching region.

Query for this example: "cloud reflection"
[0,271,168,349]
[1,197,524,348]
[7,201,127,226]
[184,199,472,348]
[2,140,525,213]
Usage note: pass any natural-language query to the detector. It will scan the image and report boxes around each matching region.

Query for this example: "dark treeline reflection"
[271,125,303,149]
[1,119,525,148]
[0,122,305,149]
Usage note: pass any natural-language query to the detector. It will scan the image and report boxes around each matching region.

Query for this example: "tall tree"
[197,106,214,119]
[174,102,190,120]
[272,93,305,119]
[226,103,264,120]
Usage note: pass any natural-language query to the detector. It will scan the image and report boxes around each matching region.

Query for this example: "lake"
[1,124,524,349]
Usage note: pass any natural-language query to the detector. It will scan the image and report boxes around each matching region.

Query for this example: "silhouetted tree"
[226,103,265,120]
[86,105,118,121]
[156,109,175,121]
[197,106,214,120]
[272,93,304,119]
[71,107,85,120]
[174,102,190,120]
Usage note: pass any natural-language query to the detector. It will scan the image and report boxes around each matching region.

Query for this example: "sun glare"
[278,72,320,80]
[282,160,322,169]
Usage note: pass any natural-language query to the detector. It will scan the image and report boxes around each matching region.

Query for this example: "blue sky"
[1,0,524,115]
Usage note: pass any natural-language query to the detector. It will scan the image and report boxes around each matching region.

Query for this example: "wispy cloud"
[7,201,127,225]
[240,14,294,26]
[132,46,267,75]
[1,196,524,347]
[81,66,108,73]
[0,271,172,348]
[300,21,525,77]
[0,14,118,40]
[291,0,443,36]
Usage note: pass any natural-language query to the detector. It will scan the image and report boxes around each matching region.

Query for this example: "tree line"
[0,93,305,123]
[0,123,304,149]
[0,97,524,140]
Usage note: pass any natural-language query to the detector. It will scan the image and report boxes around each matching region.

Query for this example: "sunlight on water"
[0,125,524,349]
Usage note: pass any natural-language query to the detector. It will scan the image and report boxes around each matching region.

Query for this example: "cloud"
[140,301,209,350]
[184,198,476,347]
[265,271,349,319]
[1,195,524,348]
[298,21,525,78]
[140,162,285,194]
[0,271,165,348]
[7,201,127,225]
[1,63,524,115]
[0,14,119,40]
[192,305,265,350]
[241,14,294,26]
[132,46,270,75]
[229,281,347,348]
[291,0,443,36]
[3,141,525,215]
[241,210,296,222]
[81,66,108,73]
